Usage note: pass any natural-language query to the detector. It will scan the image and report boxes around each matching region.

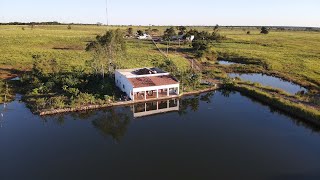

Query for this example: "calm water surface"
[1,91,320,180]
[229,73,307,94]
[218,60,239,65]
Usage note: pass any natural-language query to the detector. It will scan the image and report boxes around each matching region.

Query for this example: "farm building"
[137,33,152,40]
[115,68,180,101]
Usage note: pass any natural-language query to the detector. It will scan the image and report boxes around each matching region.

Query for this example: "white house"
[115,68,180,101]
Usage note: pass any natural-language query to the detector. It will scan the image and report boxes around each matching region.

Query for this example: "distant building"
[186,35,195,42]
[115,68,180,101]
[137,33,152,40]
[171,35,195,42]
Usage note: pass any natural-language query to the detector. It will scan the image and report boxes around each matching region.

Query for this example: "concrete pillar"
[144,91,147,100]
[167,88,170,96]
[177,87,180,95]
[132,91,135,101]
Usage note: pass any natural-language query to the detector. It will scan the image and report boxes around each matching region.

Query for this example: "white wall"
[115,71,134,98]
[133,84,179,93]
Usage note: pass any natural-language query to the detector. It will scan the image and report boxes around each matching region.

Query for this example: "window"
[123,85,125,89]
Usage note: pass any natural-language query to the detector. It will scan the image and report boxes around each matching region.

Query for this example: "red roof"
[128,75,179,88]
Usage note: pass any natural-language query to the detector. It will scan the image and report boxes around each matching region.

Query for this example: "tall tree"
[163,27,176,40]
[214,24,219,32]
[86,29,126,78]
[127,27,133,36]
[177,26,187,35]
[261,27,269,34]
[162,27,177,55]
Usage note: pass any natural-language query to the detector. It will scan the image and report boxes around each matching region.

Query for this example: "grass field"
[0,25,319,90]
[214,29,320,88]
[0,25,189,78]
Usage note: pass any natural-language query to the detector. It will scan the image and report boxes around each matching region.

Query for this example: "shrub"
[48,96,67,109]
[71,93,96,107]
[35,98,47,111]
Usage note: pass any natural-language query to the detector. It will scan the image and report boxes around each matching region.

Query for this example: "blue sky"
[0,0,319,27]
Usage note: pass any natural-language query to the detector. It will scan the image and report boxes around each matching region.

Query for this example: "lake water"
[229,73,307,94]
[1,91,320,180]
[218,60,239,65]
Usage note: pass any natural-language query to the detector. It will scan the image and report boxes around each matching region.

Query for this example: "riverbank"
[39,86,221,116]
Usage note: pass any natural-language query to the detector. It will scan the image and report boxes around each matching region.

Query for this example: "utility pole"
[106,0,109,26]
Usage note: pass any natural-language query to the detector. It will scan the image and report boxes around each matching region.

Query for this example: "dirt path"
[151,39,203,71]
[178,52,202,71]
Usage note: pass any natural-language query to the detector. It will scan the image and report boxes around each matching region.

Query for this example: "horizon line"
[1,21,319,28]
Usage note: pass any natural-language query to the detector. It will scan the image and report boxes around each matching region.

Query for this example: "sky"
[0,0,319,27]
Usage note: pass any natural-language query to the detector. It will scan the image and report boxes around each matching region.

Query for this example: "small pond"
[229,73,307,94]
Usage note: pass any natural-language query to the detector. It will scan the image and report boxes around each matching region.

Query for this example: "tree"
[261,27,269,34]
[32,55,60,77]
[163,27,176,40]
[177,26,187,35]
[127,28,133,36]
[214,24,219,32]
[137,30,144,36]
[92,109,130,143]
[151,29,159,36]
[30,23,35,30]
[162,27,177,55]
[145,27,152,34]
[86,29,127,78]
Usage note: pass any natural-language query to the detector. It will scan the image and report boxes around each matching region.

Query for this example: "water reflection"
[92,108,130,143]
[132,99,179,118]
[0,103,9,128]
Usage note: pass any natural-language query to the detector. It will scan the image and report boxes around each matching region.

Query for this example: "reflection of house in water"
[132,99,179,118]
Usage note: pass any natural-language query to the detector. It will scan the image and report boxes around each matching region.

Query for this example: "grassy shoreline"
[38,86,220,116]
